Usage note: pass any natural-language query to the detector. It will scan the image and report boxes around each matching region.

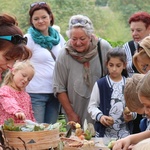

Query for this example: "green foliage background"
[0,0,150,46]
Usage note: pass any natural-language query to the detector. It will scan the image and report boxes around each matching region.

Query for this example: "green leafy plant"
[3,118,21,131]
[57,114,67,132]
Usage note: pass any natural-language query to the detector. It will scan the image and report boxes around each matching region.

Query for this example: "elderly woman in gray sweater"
[53,14,111,126]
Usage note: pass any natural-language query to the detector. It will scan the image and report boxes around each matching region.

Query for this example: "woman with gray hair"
[53,14,111,126]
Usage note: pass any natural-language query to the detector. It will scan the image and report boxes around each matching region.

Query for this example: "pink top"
[0,85,36,125]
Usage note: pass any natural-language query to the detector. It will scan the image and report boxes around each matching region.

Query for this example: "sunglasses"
[71,18,89,26]
[30,2,46,8]
[0,34,27,45]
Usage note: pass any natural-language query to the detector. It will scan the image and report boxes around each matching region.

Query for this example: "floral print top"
[0,85,35,125]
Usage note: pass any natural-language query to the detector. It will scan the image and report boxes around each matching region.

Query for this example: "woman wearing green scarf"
[25,2,66,124]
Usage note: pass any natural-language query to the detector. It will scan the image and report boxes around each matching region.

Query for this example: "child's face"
[139,95,150,118]
[12,66,34,90]
[106,57,126,79]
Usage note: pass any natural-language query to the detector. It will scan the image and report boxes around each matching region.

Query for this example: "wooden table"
[63,138,110,150]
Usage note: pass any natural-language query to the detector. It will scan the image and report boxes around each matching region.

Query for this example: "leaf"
[3,118,21,131]
[3,118,14,130]
[87,123,96,136]
[83,119,88,132]
[34,125,43,131]
[65,127,72,138]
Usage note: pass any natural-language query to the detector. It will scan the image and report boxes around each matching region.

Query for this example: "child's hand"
[15,112,26,120]
[100,115,114,127]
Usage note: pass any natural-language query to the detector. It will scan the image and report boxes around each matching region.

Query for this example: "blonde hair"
[132,138,150,150]
[2,60,35,86]
[124,73,144,111]
[137,71,150,99]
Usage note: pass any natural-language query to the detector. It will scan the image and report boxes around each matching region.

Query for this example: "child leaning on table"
[113,71,150,150]
[124,73,150,132]
[0,60,36,125]
[124,73,145,114]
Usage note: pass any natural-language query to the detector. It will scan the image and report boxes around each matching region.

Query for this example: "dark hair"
[29,2,54,26]
[0,14,32,60]
[106,47,128,77]
[129,11,150,28]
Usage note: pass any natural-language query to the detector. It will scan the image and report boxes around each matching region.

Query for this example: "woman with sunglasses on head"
[53,14,112,126]
[0,13,31,80]
[25,2,66,124]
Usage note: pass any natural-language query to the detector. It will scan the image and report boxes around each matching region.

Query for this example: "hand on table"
[112,138,131,150]
[67,111,81,125]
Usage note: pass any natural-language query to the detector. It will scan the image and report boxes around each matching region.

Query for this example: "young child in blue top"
[88,47,134,138]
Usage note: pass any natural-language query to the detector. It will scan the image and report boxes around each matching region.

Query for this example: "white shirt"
[25,33,66,93]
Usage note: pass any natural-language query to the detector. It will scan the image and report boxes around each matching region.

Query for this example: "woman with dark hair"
[25,2,66,124]
[0,13,31,80]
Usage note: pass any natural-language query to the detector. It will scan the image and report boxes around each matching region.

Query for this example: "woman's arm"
[57,92,80,124]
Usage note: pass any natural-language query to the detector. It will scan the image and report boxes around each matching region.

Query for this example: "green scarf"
[28,26,60,50]
[66,36,98,87]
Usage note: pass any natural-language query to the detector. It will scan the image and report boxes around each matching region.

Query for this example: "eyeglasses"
[30,2,46,8]
[71,18,89,26]
[0,34,27,45]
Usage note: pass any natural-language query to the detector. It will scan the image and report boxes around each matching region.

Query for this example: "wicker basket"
[3,127,60,150]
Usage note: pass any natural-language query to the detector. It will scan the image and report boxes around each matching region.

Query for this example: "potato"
[124,107,131,115]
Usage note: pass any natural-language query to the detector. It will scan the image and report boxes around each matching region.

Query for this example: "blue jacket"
[94,76,113,137]
[94,76,133,137]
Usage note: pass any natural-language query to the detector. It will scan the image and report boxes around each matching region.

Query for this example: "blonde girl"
[0,60,35,124]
